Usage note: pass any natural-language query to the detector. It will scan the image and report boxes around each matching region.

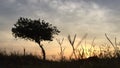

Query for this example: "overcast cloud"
[0,0,120,54]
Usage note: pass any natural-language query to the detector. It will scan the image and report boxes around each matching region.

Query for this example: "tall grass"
[68,34,88,59]
[105,34,120,57]
[56,38,66,61]
[0,34,120,68]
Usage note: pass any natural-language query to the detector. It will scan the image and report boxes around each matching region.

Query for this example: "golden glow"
[0,34,118,60]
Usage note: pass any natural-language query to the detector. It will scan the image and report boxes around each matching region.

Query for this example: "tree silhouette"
[12,17,60,60]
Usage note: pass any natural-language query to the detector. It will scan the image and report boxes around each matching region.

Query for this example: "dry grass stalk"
[89,37,96,57]
[105,34,120,57]
[68,34,77,59]
[68,34,87,59]
[105,34,115,49]
[56,38,65,60]
[75,34,88,49]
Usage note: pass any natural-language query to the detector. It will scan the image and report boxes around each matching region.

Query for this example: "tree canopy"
[12,17,60,44]
[12,17,60,60]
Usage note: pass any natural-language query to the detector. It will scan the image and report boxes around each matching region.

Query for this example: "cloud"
[0,0,120,55]
[0,0,120,37]
[40,0,112,36]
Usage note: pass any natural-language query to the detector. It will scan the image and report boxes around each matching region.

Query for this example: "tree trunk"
[38,43,46,60]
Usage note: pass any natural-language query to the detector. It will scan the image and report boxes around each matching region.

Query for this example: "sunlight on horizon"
[0,34,118,59]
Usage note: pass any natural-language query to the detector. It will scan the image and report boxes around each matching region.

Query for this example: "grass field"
[1,34,120,68]
[0,52,120,68]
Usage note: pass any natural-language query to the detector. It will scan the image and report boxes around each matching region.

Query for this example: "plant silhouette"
[11,17,60,60]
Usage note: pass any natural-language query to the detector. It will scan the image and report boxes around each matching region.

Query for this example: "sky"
[0,0,120,58]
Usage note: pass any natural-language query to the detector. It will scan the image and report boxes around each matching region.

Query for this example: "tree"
[12,17,60,60]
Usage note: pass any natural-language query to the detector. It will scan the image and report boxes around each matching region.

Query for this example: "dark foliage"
[0,52,120,68]
[12,17,60,43]
[11,17,60,60]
